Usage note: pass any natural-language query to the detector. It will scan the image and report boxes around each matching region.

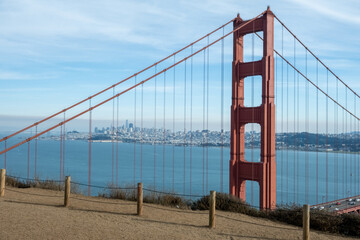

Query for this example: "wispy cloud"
[0,71,56,80]
[290,0,360,25]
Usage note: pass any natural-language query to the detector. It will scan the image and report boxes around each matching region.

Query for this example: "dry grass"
[5,176,79,193]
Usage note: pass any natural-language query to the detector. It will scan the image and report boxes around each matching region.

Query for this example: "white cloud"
[0,71,55,80]
[290,0,360,25]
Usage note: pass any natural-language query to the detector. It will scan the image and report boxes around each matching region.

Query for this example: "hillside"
[0,186,355,240]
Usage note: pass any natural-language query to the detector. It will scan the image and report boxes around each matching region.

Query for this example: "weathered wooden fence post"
[137,182,143,216]
[64,176,71,207]
[303,204,310,240]
[209,190,216,228]
[0,169,5,197]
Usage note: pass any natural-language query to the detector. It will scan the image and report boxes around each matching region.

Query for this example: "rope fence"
[1,169,354,239]
[3,173,315,210]
[6,174,63,183]
[71,181,136,191]
[143,188,204,198]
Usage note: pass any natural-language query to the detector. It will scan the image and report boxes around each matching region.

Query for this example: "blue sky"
[0,0,359,133]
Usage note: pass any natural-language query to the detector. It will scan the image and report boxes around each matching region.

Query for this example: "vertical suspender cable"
[220,28,224,193]
[163,72,166,192]
[184,60,187,195]
[293,38,296,203]
[275,45,278,140]
[141,78,144,183]
[326,70,329,202]
[88,98,92,196]
[251,29,255,205]
[173,56,176,192]
[190,46,193,196]
[60,125,63,181]
[281,26,284,204]
[116,95,119,186]
[357,100,359,195]
[134,76,137,188]
[350,99,353,195]
[345,88,348,197]
[154,65,157,190]
[27,141,30,179]
[354,95,357,195]
[202,49,206,195]
[286,63,289,204]
[35,125,38,178]
[296,72,300,204]
[343,94,345,198]
[206,36,210,194]
[335,78,339,199]
[112,87,115,185]
[316,61,319,204]
[4,140,6,169]
[63,112,66,179]
[305,49,309,204]
[275,48,280,202]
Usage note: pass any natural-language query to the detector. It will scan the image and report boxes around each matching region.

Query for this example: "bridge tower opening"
[229,8,276,210]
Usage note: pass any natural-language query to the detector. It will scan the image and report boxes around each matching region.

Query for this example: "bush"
[101,186,189,209]
[339,213,360,236]
[192,193,264,217]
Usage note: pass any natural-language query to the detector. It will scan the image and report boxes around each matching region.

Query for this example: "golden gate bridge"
[1,7,359,212]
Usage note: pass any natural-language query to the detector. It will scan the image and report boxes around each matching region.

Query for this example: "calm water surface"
[1,137,359,207]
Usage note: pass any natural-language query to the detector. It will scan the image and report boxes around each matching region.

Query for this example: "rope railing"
[6,174,62,183]
[71,181,136,190]
[143,188,204,198]
[4,173,265,208]
[3,183,340,213]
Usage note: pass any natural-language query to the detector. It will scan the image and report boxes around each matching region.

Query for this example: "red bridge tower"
[229,8,276,210]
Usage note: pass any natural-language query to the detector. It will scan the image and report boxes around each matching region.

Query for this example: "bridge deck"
[311,195,360,214]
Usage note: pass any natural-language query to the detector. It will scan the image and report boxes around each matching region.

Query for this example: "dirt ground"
[0,186,356,240]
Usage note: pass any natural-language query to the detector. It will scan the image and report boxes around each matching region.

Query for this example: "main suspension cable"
[273,14,360,100]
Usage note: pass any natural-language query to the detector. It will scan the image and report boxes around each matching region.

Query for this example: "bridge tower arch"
[229,8,276,210]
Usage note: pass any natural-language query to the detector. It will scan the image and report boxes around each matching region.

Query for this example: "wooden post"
[303,204,310,240]
[137,182,143,216]
[209,191,216,228]
[64,176,71,207]
[0,169,5,197]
